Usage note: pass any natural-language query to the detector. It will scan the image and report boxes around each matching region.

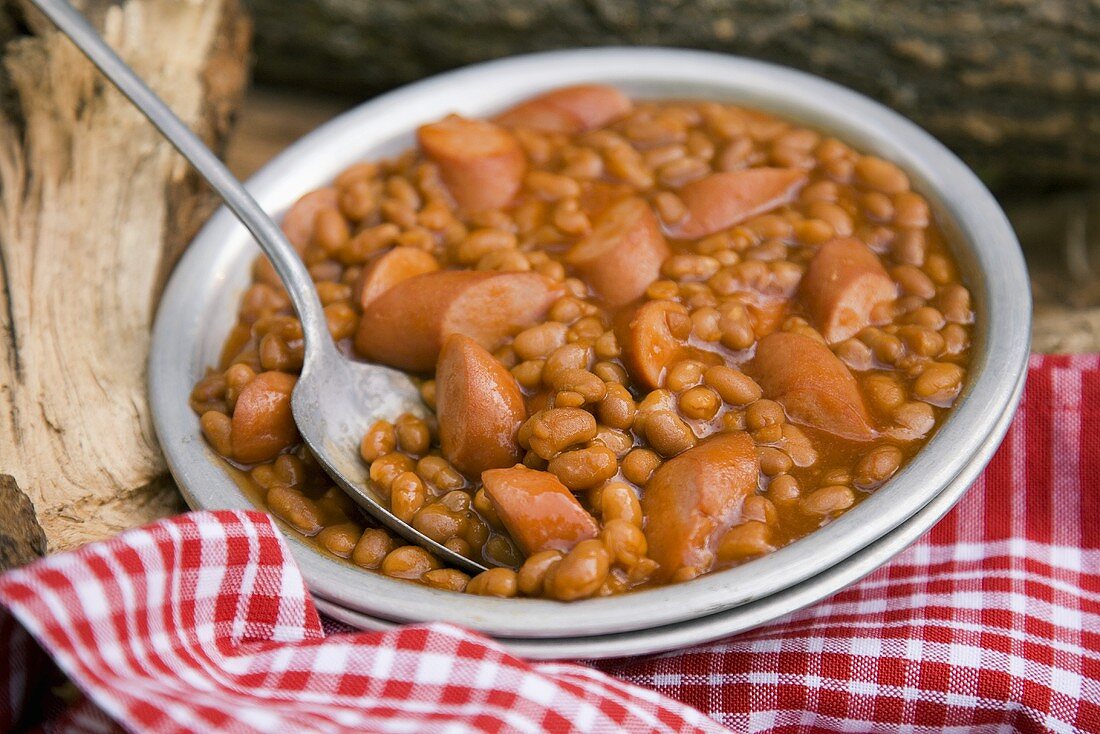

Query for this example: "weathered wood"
[0,474,46,570]
[246,0,1100,188]
[0,0,250,551]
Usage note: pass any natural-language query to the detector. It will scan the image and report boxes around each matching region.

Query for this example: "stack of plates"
[150,50,1030,660]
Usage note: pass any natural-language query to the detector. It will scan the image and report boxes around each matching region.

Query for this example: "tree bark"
[246,0,1099,189]
[0,0,250,552]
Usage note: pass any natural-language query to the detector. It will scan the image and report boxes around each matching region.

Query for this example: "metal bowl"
[150,48,1030,645]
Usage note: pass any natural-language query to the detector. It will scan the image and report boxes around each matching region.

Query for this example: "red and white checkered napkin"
[2,354,1098,734]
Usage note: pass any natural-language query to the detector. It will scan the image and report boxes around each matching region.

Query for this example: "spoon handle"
[31,0,333,355]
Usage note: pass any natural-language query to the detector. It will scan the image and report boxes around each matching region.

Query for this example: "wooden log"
[246,0,1100,188]
[0,0,250,552]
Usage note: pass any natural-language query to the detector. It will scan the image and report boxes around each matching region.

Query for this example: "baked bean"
[381,545,441,580]
[420,380,437,410]
[645,410,697,457]
[466,568,519,597]
[800,485,856,516]
[543,344,592,383]
[891,401,936,440]
[746,399,785,431]
[863,373,906,415]
[854,156,909,194]
[360,420,397,463]
[941,323,970,356]
[704,365,762,406]
[200,410,234,457]
[369,453,416,494]
[914,362,965,404]
[550,368,607,403]
[416,455,466,491]
[716,521,775,562]
[937,284,972,323]
[679,386,721,420]
[598,384,637,430]
[267,484,324,535]
[590,426,634,457]
[758,447,793,476]
[351,528,397,569]
[514,322,569,361]
[854,445,903,489]
[891,264,936,300]
[593,361,628,385]
[600,519,648,568]
[390,472,427,523]
[517,551,564,596]
[621,448,662,486]
[317,523,360,558]
[548,446,619,490]
[412,503,466,544]
[473,488,503,529]
[393,413,432,456]
[599,482,643,526]
[767,474,801,505]
[424,568,471,592]
[524,408,598,459]
[546,539,610,601]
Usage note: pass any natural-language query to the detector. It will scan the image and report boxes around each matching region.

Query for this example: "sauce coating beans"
[193,87,973,601]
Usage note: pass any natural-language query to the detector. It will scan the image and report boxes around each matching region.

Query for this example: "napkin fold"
[2,354,1097,733]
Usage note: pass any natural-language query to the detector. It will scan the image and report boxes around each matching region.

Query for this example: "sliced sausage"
[565,197,670,306]
[801,238,897,343]
[417,115,525,212]
[668,168,807,239]
[642,432,759,581]
[620,300,691,391]
[356,247,440,309]
[230,371,299,464]
[436,335,525,478]
[619,300,721,391]
[482,466,599,556]
[495,85,633,134]
[355,270,563,372]
[746,331,876,441]
[281,188,338,251]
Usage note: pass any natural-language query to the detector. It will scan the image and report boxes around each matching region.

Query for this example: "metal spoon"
[33,0,489,575]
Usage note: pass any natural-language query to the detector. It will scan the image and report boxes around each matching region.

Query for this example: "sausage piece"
[482,466,599,556]
[355,270,564,372]
[230,371,299,464]
[746,331,876,441]
[642,432,759,581]
[668,168,807,239]
[565,197,670,307]
[495,85,633,134]
[620,300,691,391]
[436,335,525,478]
[620,300,720,391]
[356,246,440,309]
[281,188,338,251]
[800,238,897,343]
[417,115,526,212]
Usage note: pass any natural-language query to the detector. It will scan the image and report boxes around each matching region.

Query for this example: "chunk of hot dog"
[642,432,759,581]
[482,466,600,556]
[746,331,876,441]
[436,335,526,478]
[668,168,807,239]
[620,300,720,391]
[417,115,526,212]
[800,237,897,343]
[356,246,440,309]
[495,85,633,134]
[281,188,338,251]
[230,371,299,464]
[566,197,670,307]
[355,270,564,373]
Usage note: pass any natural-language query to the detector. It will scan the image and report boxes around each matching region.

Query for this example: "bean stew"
[191,85,973,600]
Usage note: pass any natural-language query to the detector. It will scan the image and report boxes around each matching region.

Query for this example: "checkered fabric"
[1,354,1097,733]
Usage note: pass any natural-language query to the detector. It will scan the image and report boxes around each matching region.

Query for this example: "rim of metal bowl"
[150,47,1030,640]
[316,359,1025,658]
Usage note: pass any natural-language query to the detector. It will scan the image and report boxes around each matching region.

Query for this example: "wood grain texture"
[245,0,1100,188]
[0,0,249,552]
